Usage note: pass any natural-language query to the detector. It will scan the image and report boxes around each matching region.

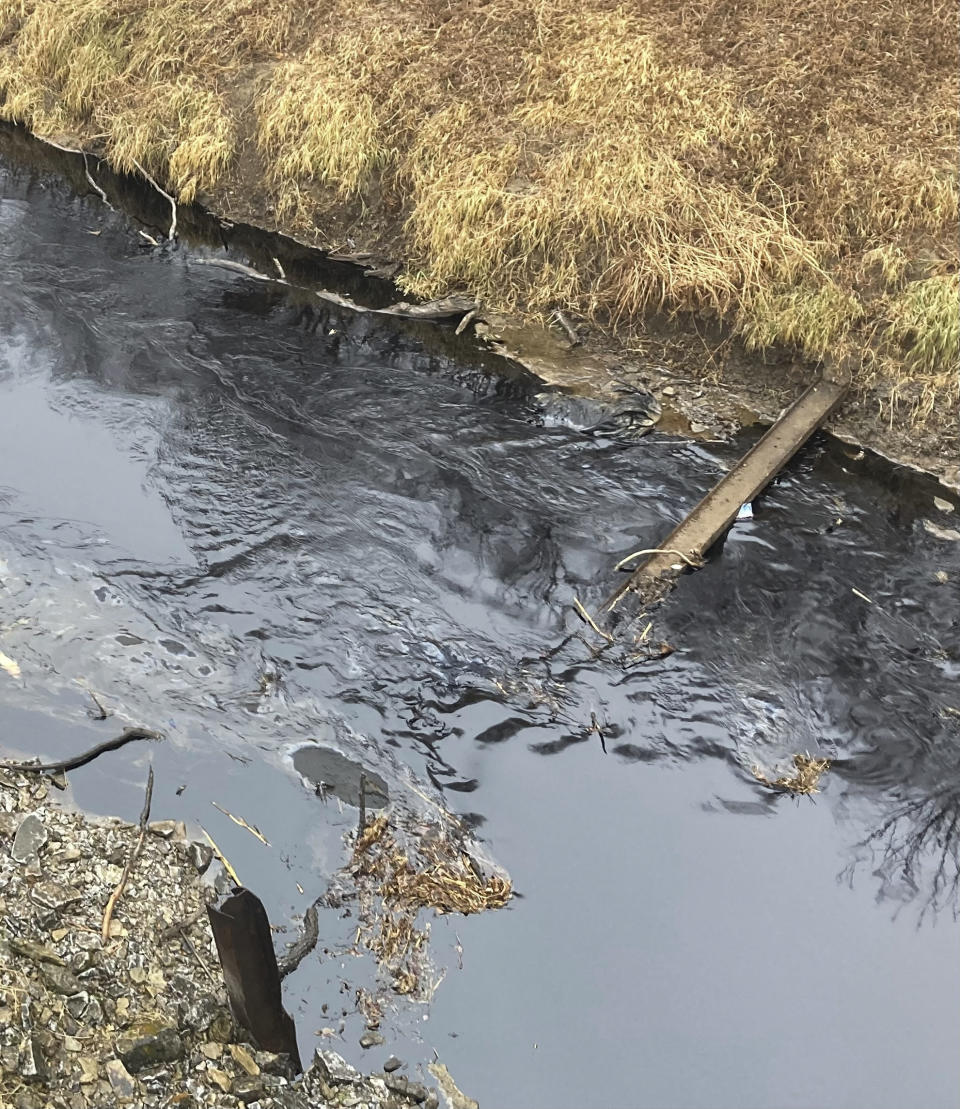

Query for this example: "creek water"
[1,138,959,1109]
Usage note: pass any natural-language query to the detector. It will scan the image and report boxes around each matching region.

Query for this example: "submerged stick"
[572,597,614,643]
[277,895,324,980]
[132,160,177,240]
[0,726,161,774]
[102,765,154,942]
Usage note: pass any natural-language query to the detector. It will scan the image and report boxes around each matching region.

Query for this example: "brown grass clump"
[0,0,956,415]
[349,813,510,995]
[753,754,832,796]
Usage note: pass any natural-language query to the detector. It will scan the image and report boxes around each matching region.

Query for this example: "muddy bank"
[0,765,473,1109]
[0,120,955,489]
[1,0,953,415]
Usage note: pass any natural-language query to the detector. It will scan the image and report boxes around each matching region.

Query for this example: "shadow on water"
[1,124,960,1108]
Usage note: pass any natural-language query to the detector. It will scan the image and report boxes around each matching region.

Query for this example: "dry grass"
[0,0,956,412]
[753,754,832,795]
[349,813,511,995]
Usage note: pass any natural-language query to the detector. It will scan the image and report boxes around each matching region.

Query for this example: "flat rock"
[105,1058,137,1100]
[29,879,82,913]
[6,935,65,965]
[12,813,47,864]
[38,962,83,996]
[229,1043,260,1076]
[116,1022,184,1073]
[313,1049,361,1085]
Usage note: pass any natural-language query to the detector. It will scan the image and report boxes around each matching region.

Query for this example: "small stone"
[115,996,130,1017]
[185,842,213,874]
[0,812,20,837]
[106,1058,137,1100]
[661,385,677,397]
[50,927,70,942]
[934,496,954,513]
[115,1022,184,1073]
[936,570,949,583]
[312,1049,360,1085]
[129,966,147,984]
[78,1056,99,1084]
[63,1036,82,1052]
[38,962,83,996]
[232,1075,268,1103]
[383,1056,403,1073]
[229,1043,260,1076]
[12,813,47,865]
[66,992,90,1019]
[148,819,186,840]
[18,1036,49,1081]
[359,1031,385,1049]
[84,996,104,1026]
[13,1091,43,1109]
[255,1050,296,1079]
[7,936,65,965]
[30,879,82,913]
[46,770,68,791]
[199,1042,222,1059]
[57,847,82,863]
[208,1068,232,1092]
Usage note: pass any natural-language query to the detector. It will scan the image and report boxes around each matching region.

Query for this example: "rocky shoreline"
[0,766,471,1109]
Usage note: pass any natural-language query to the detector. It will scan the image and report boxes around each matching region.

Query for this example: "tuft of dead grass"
[753,754,832,796]
[349,813,511,996]
[0,0,956,415]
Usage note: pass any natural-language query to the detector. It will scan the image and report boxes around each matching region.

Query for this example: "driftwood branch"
[102,765,154,942]
[191,258,476,323]
[276,895,323,980]
[0,726,161,774]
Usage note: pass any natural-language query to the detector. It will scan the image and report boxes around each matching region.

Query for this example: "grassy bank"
[0,0,956,419]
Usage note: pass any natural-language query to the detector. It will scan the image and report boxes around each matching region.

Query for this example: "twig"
[102,766,154,942]
[159,904,207,942]
[454,308,478,336]
[87,690,110,720]
[614,548,703,572]
[0,726,161,774]
[81,154,112,209]
[572,597,614,643]
[199,824,242,886]
[132,160,177,240]
[272,256,287,280]
[552,309,580,347]
[211,800,270,846]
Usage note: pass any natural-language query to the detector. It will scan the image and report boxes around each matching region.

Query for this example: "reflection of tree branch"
[851,785,960,921]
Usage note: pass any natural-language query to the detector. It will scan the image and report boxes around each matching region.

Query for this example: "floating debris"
[350,814,511,997]
[753,753,831,795]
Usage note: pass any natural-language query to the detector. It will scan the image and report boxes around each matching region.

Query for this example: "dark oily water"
[2,153,959,1109]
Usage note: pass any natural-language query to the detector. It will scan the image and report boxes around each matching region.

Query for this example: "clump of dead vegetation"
[349,813,510,996]
[0,0,956,417]
[753,754,832,796]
